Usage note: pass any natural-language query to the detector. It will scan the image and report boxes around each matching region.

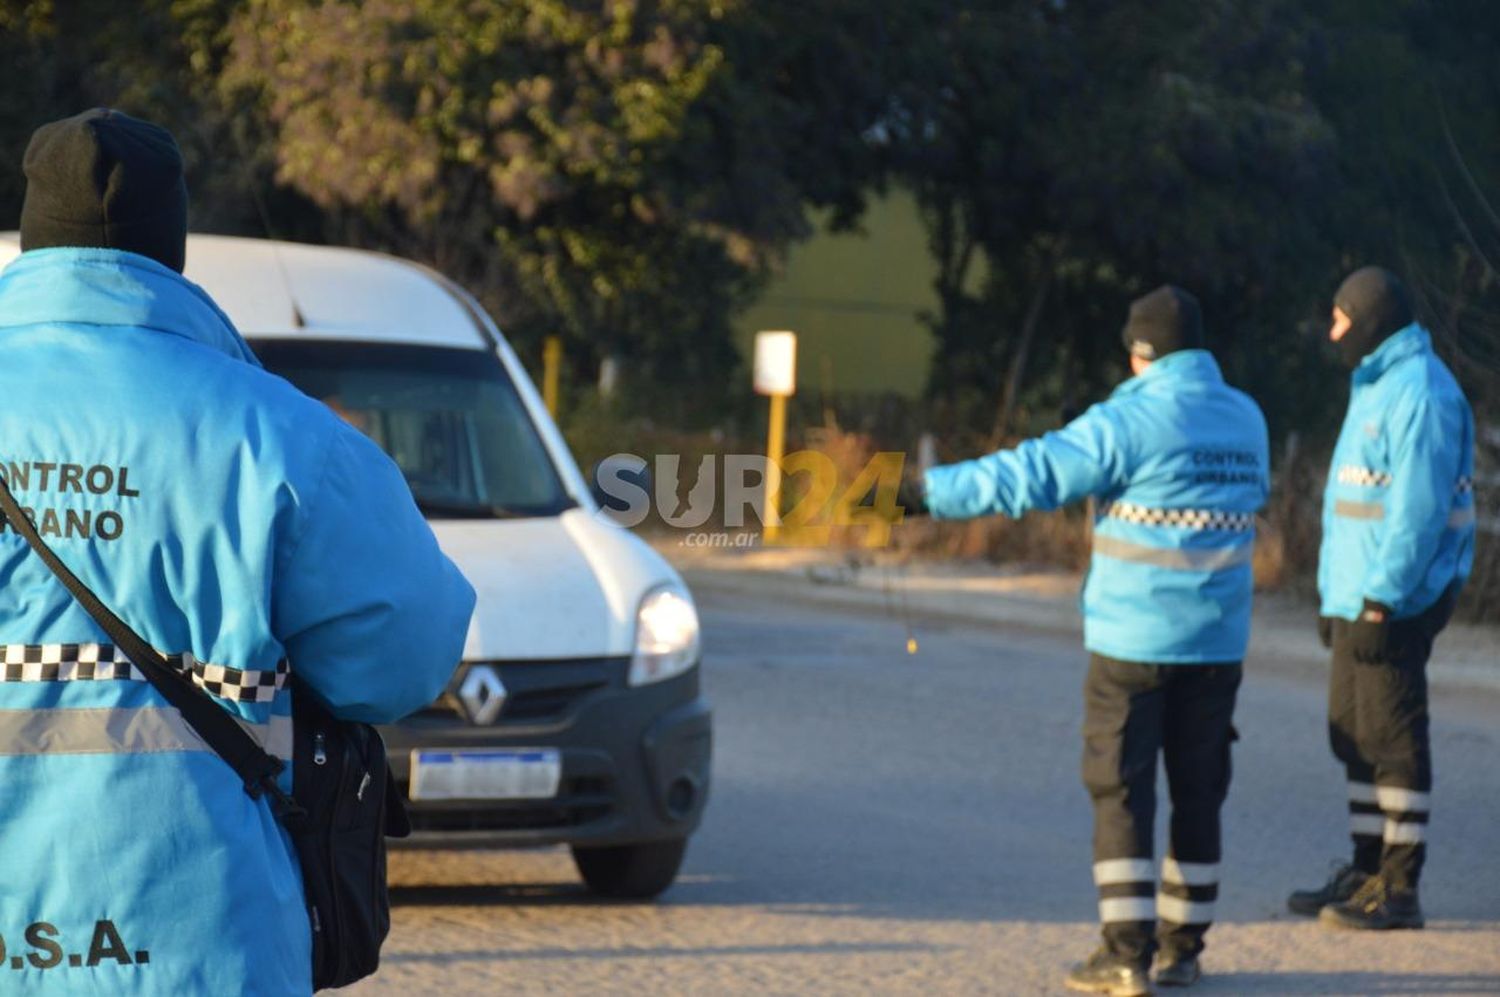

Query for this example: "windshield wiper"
[414,497,525,519]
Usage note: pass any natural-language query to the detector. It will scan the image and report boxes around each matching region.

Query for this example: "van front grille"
[406,657,626,727]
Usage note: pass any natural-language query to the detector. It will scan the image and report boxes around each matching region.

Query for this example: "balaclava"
[1121,285,1205,362]
[1332,266,1413,369]
[20,108,188,273]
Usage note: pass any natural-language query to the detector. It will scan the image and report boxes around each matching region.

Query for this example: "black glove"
[896,476,928,518]
[1345,600,1392,664]
[1317,615,1334,649]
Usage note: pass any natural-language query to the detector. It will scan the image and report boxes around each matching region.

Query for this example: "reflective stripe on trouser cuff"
[1156,894,1214,925]
[1348,781,1378,804]
[1094,858,1155,885]
[1376,786,1430,812]
[1350,814,1385,836]
[1092,535,1252,571]
[1099,897,1155,923]
[0,707,292,761]
[1333,500,1384,520]
[1161,858,1218,887]
[1384,820,1427,844]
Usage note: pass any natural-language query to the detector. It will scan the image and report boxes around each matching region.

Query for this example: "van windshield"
[252,340,574,519]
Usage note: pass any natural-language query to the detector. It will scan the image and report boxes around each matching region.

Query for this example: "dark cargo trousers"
[1082,654,1241,965]
[1328,587,1455,892]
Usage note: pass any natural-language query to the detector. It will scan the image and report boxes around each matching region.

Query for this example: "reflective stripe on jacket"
[923,350,1269,663]
[1319,324,1475,620]
[0,248,476,996]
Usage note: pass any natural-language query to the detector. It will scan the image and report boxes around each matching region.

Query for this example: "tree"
[885,0,1500,451]
[223,0,868,403]
[886,1,1341,442]
[1,0,917,415]
[0,0,319,240]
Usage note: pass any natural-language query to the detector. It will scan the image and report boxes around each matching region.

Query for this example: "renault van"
[0,233,712,899]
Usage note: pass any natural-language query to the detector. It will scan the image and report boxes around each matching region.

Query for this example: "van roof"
[0,232,491,350]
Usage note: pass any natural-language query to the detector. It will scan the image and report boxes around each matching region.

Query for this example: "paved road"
[351,577,1500,995]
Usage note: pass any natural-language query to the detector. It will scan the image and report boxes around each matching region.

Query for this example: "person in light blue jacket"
[917,286,1269,995]
[0,109,475,995]
[1288,267,1474,932]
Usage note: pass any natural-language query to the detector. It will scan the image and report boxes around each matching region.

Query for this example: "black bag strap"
[0,476,302,818]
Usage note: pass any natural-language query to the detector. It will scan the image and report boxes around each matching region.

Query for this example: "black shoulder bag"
[0,477,408,991]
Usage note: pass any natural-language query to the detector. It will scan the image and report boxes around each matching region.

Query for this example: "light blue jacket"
[924,350,1269,663]
[0,248,475,995]
[1319,324,1475,620]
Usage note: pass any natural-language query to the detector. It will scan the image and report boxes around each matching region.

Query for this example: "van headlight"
[629,585,701,686]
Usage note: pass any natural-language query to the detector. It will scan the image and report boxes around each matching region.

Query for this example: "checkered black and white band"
[1338,466,1476,494]
[0,643,287,703]
[1099,501,1255,533]
[1337,465,1393,487]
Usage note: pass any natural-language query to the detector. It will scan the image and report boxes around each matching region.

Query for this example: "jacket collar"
[1113,348,1223,398]
[1352,322,1428,385]
[0,247,259,366]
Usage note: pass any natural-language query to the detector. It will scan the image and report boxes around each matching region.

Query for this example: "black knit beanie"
[1332,266,1413,368]
[19,108,188,273]
[1121,285,1204,362]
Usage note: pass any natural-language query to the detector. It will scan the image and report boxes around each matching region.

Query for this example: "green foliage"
[0,0,320,238]
[886,2,1333,436]
[888,0,1500,445]
[223,0,804,392]
[1,0,1498,441]
[0,0,902,409]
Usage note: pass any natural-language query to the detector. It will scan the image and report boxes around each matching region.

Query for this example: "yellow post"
[752,330,797,543]
[763,392,787,542]
[542,336,562,417]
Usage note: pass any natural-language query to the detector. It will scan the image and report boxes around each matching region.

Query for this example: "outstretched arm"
[922,404,1131,520]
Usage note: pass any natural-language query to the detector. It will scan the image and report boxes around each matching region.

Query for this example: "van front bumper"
[381,657,711,849]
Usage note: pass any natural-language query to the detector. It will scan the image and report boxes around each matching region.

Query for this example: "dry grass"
[562,411,1494,622]
[805,430,1493,621]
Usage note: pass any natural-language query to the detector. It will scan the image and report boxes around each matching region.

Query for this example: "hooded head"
[1331,266,1412,368]
[19,108,188,273]
[1121,285,1204,365]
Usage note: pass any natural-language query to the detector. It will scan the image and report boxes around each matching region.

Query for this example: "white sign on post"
[753,330,797,396]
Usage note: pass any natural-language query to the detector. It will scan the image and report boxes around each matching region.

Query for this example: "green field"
[733,189,949,399]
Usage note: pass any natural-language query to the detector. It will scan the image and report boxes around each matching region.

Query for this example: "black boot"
[1065,947,1152,996]
[1287,862,1370,917]
[1319,875,1424,930]
[1153,952,1201,988]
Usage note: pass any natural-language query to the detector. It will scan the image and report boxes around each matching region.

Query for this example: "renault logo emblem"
[458,665,507,725]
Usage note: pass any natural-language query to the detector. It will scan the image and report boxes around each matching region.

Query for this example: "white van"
[0,234,712,899]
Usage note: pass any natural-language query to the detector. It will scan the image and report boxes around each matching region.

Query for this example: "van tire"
[572,838,687,899]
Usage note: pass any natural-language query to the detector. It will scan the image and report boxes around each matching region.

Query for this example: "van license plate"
[408,749,562,801]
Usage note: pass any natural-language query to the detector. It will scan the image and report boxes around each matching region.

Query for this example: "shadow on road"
[390,871,741,908]
[391,882,608,907]
[1206,973,1500,995]
[381,940,949,966]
